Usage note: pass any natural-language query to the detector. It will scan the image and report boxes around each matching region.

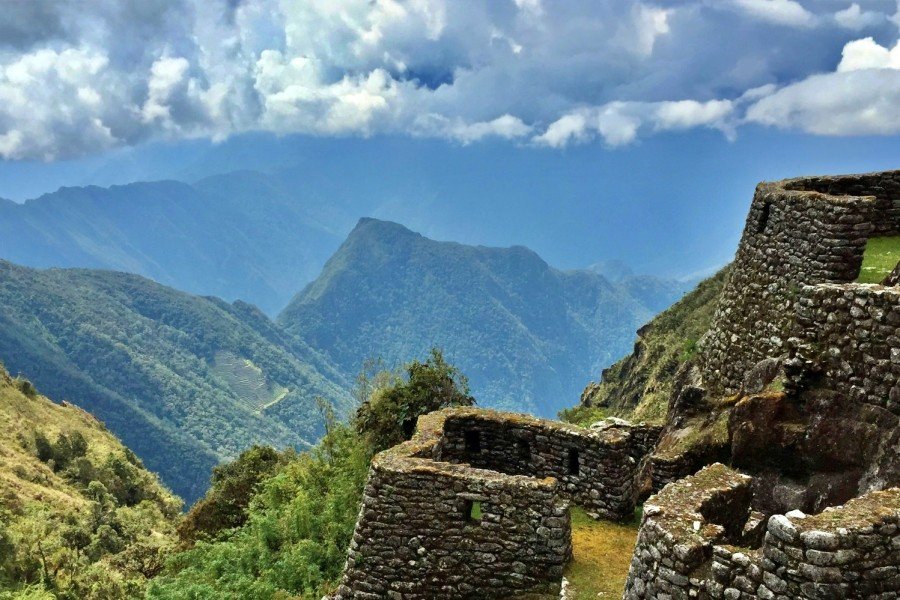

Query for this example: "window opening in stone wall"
[463,499,482,522]
[568,449,580,475]
[517,439,531,463]
[464,430,481,453]
[401,418,416,440]
[756,201,772,233]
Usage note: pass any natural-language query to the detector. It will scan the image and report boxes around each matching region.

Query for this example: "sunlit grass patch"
[857,236,900,284]
[564,506,641,599]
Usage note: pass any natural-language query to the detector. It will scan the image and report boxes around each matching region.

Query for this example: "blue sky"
[1,0,900,277]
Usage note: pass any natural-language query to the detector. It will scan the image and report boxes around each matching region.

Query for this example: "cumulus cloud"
[745,36,900,136]
[534,99,734,148]
[729,0,815,28]
[0,0,898,159]
[837,37,900,71]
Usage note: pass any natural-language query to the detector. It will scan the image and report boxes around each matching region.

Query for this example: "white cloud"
[0,47,121,159]
[730,0,815,28]
[746,37,900,136]
[142,57,191,124]
[417,113,532,143]
[745,69,900,135]
[837,37,900,71]
[0,0,898,160]
[513,0,544,18]
[534,99,734,148]
[629,4,671,57]
[833,3,885,30]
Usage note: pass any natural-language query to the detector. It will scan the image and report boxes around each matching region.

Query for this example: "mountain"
[0,175,342,316]
[566,267,729,425]
[0,260,352,503]
[0,363,180,596]
[278,218,690,417]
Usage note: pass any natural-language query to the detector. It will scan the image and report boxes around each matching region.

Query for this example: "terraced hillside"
[0,261,352,503]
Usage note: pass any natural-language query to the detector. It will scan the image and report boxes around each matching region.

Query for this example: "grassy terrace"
[857,236,900,283]
[565,507,641,599]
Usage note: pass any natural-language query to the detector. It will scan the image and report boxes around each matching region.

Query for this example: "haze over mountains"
[0,173,345,316]
[279,218,689,416]
[0,175,691,499]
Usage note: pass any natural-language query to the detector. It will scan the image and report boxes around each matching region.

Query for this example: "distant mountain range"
[0,181,691,498]
[0,173,344,316]
[0,261,350,502]
[278,218,690,417]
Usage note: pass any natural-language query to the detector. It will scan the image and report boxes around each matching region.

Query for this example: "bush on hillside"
[150,351,475,599]
[178,445,292,543]
[354,348,475,452]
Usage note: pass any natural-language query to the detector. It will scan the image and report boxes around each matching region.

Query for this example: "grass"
[857,236,900,283]
[564,507,641,599]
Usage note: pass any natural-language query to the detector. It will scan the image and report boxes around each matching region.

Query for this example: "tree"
[178,446,290,543]
[354,348,475,452]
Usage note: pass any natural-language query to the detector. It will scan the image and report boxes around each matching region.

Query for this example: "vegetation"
[148,349,472,599]
[857,236,900,283]
[355,348,475,452]
[564,507,641,599]
[177,446,292,544]
[278,218,689,418]
[0,260,351,503]
[563,267,729,425]
[0,364,180,599]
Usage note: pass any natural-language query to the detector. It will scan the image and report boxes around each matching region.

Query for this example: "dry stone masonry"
[701,170,900,394]
[625,463,900,599]
[332,408,660,599]
[333,170,900,599]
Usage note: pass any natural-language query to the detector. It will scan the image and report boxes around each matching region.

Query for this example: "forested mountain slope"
[0,261,352,503]
[0,364,180,597]
[279,218,689,417]
[0,176,341,315]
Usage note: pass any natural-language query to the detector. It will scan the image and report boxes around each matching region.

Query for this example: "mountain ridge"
[279,218,690,417]
[0,259,352,502]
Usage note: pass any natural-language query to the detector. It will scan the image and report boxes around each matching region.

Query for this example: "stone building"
[331,170,899,599]
[331,408,660,599]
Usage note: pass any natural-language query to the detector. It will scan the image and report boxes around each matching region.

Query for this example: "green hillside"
[0,261,352,503]
[0,364,180,598]
[278,218,689,417]
[0,177,342,316]
[564,267,729,425]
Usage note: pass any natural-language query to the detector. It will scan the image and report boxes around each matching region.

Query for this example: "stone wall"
[440,409,661,520]
[333,410,571,600]
[624,463,900,599]
[333,408,660,599]
[699,171,900,393]
[782,171,900,236]
[795,283,900,416]
[624,464,754,598]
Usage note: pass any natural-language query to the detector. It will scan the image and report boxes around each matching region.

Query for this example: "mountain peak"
[351,217,419,237]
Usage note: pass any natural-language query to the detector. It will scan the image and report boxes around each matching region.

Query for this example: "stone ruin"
[624,170,900,599]
[625,463,900,599]
[331,170,899,599]
[331,407,661,599]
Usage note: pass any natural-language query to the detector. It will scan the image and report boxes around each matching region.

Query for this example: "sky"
[1,0,900,277]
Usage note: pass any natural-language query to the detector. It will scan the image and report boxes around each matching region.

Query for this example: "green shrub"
[354,348,475,452]
[178,446,291,543]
